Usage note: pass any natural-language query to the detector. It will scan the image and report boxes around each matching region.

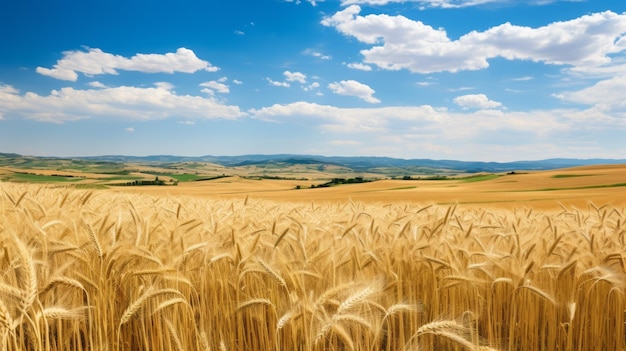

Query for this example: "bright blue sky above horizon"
[1,0,626,162]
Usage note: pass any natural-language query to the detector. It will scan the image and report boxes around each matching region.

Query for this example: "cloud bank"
[322,6,626,74]
[36,48,219,81]
[0,83,243,123]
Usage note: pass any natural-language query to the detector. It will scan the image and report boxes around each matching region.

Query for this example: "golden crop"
[0,183,624,350]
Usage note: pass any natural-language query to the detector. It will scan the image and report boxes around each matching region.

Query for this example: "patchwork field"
[114,164,626,210]
[0,164,624,350]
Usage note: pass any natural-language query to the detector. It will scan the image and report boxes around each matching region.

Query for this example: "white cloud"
[340,0,583,8]
[304,82,320,91]
[125,127,135,132]
[454,94,503,109]
[265,71,308,88]
[233,79,243,85]
[284,0,322,5]
[303,49,332,60]
[266,78,290,87]
[340,0,500,7]
[0,83,243,123]
[200,80,230,94]
[36,47,219,81]
[247,100,626,160]
[450,86,475,92]
[556,74,626,115]
[234,30,245,35]
[347,62,372,71]
[88,81,108,89]
[322,6,626,74]
[251,101,394,132]
[284,71,307,83]
[154,82,174,91]
[248,101,570,137]
[328,80,381,103]
[0,85,19,95]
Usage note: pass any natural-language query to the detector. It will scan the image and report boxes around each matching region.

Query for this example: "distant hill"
[74,154,626,172]
[2,152,625,175]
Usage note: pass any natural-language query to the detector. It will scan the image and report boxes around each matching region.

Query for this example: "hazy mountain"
[2,153,624,173]
[76,154,626,172]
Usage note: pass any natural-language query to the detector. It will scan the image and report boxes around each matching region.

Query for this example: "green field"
[456,174,500,182]
[165,173,203,181]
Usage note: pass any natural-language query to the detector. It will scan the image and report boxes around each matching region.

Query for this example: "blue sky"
[1,0,625,161]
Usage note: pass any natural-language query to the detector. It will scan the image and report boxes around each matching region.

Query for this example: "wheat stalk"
[119,288,184,326]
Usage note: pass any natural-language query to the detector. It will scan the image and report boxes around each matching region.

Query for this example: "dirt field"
[111,164,626,210]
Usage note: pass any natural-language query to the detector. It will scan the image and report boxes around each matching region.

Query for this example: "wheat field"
[0,182,625,350]
[117,164,626,210]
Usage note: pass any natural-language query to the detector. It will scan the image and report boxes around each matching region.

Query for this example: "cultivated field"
[0,167,625,350]
[117,164,626,210]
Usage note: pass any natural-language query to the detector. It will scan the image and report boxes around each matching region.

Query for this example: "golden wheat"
[0,182,624,350]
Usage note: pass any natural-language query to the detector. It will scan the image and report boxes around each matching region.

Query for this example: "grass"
[527,182,626,192]
[456,174,500,183]
[164,173,203,182]
[0,183,624,351]
[389,186,418,190]
[551,174,597,178]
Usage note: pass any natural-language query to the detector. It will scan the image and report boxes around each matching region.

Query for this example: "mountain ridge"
[2,152,625,173]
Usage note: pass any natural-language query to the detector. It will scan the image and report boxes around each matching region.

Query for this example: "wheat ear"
[119,288,184,326]
[13,235,38,312]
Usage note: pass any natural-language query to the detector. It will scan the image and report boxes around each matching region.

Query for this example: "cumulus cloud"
[125,127,135,132]
[284,71,307,83]
[266,78,290,87]
[247,100,626,160]
[0,83,243,123]
[328,80,380,103]
[322,6,626,74]
[266,71,308,88]
[154,82,174,91]
[248,101,570,137]
[304,82,320,92]
[200,79,230,94]
[88,81,109,89]
[36,47,219,81]
[556,75,626,115]
[454,94,503,109]
[347,62,372,71]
